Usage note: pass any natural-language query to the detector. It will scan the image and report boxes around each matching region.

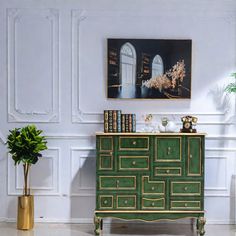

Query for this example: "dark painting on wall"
[107,39,192,99]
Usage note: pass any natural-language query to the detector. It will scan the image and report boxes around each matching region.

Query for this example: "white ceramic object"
[158,121,177,133]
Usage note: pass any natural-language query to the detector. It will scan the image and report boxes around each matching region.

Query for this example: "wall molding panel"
[7,8,60,123]
[8,147,60,196]
[70,147,96,196]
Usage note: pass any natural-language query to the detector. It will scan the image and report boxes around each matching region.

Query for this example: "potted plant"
[225,73,236,93]
[6,125,47,230]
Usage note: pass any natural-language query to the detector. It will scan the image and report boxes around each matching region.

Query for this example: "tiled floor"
[0,222,235,236]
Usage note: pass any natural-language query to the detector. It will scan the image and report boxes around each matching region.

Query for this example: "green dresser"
[95,133,206,235]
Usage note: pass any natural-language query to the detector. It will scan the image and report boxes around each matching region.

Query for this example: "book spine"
[121,114,126,133]
[125,114,129,132]
[132,114,136,132]
[108,110,113,133]
[112,110,117,133]
[128,114,132,132]
[117,110,121,133]
[104,110,109,133]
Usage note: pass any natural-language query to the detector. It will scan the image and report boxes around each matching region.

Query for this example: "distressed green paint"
[95,134,206,236]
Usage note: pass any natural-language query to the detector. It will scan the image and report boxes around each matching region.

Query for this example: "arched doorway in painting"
[120,42,137,87]
[152,55,164,77]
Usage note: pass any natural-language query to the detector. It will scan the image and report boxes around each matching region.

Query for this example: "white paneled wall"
[0,0,236,224]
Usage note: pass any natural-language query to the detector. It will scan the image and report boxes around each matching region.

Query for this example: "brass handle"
[104,200,108,204]
[109,152,113,155]
[132,161,136,166]
[166,169,170,174]
[190,154,193,159]
[124,200,128,204]
[184,203,188,207]
[151,202,155,207]
[167,147,171,155]
[184,186,188,191]
[151,186,155,191]
[116,180,120,188]
[132,141,136,145]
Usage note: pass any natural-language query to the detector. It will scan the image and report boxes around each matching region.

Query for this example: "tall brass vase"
[17,195,34,230]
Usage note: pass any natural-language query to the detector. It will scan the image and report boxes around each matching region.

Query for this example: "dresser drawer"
[117,195,137,209]
[155,167,182,176]
[119,136,149,151]
[141,197,165,209]
[99,195,114,209]
[98,136,113,152]
[142,176,165,195]
[99,176,136,190]
[155,137,181,162]
[171,181,201,196]
[170,200,201,210]
[119,156,149,170]
[99,154,113,170]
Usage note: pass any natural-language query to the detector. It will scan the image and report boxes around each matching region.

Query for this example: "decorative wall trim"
[70,147,96,196]
[7,8,60,122]
[7,147,60,196]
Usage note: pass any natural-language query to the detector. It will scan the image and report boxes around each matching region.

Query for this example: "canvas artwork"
[107,39,192,99]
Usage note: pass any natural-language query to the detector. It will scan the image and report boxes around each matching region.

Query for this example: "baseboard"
[1,218,235,225]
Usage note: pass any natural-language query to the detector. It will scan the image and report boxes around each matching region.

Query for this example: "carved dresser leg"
[94,215,102,235]
[198,217,206,236]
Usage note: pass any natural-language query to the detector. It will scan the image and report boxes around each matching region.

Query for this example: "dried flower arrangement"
[142,60,186,92]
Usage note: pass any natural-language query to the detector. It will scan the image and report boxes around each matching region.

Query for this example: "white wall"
[0,0,236,224]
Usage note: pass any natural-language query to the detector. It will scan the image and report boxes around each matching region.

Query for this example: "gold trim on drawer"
[116,195,137,209]
[142,176,165,195]
[99,136,113,152]
[170,201,201,210]
[99,176,137,190]
[141,197,165,210]
[171,181,202,196]
[155,137,182,162]
[155,167,182,176]
[99,154,113,170]
[118,136,149,151]
[119,156,149,171]
[187,137,202,176]
[99,195,114,209]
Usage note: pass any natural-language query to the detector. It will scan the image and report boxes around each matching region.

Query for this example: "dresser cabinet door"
[187,137,202,176]
[155,137,182,162]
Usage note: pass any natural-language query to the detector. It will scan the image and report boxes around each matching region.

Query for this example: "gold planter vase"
[17,195,34,230]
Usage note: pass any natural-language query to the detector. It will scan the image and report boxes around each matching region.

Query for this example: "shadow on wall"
[230,175,236,224]
[70,150,96,222]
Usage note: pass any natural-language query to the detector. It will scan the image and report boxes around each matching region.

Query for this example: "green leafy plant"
[225,73,236,93]
[7,125,47,196]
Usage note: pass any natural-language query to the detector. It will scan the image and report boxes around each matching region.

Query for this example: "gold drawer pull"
[166,169,170,174]
[184,203,188,207]
[151,202,155,207]
[109,152,113,155]
[167,147,171,155]
[116,180,120,187]
[104,200,108,204]
[132,141,136,145]
[124,200,128,204]
[184,186,188,191]
[189,154,193,159]
[151,186,155,191]
[132,161,136,166]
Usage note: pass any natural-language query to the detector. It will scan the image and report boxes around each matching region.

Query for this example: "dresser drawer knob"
[166,169,170,174]
[132,141,136,145]
[151,202,155,207]
[184,203,188,207]
[124,200,128,204]
[116,180,120,187]
[189,154,193,159]
[132,161,136,166]
[109,152,113,155]
[104,200,108,204]
[151,186,155,191]
[167,147,171,155]
[184,186,188,191]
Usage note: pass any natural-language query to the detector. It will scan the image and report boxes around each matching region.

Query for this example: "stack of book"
[104,110,136,133]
